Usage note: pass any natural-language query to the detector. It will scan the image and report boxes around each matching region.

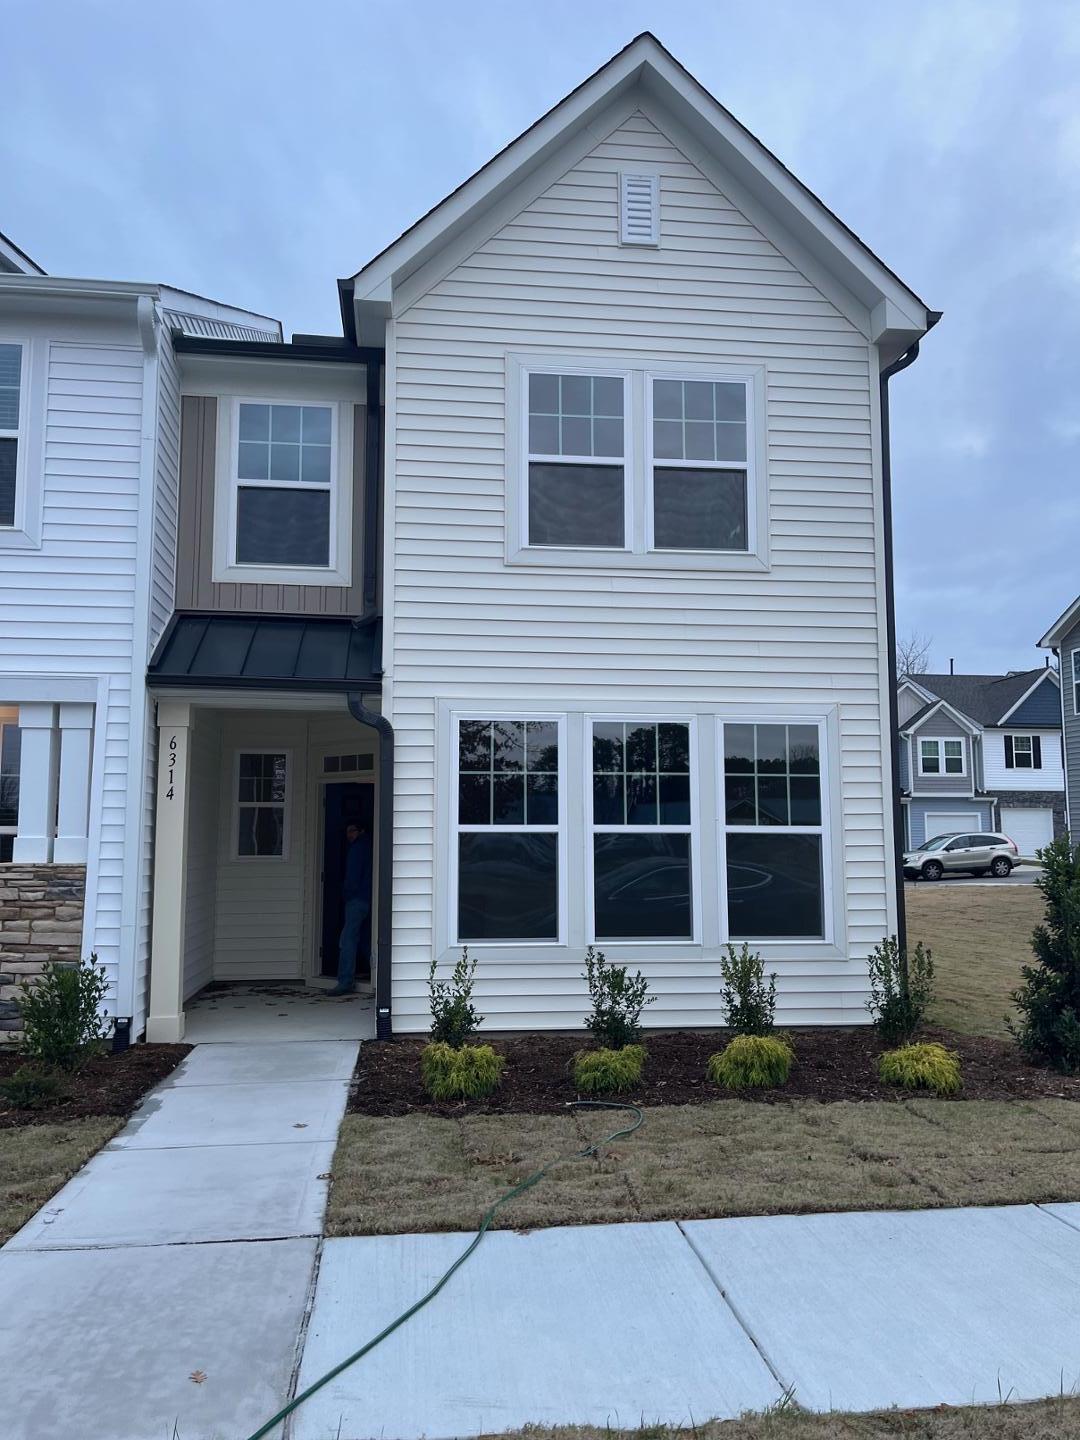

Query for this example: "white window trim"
[0,335,45,551]
[584,714,701,947]
[1010,734,1036,769]
[644,370,757,558]
[918,736,966,777]
[212,395,352,587]
[505,352,769,573]
[718,718,834,946]
[231,747,292,862]
[449,712,568,948]
[1073,650,1080,716]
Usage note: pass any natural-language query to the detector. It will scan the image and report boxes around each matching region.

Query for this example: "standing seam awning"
[147,613,381,690]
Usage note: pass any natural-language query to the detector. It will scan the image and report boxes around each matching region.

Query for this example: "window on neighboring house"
[0,708,20,862]
[233,402,333,567]
[650,378,749,551]
[1073,651,1080,716]
[526,372,626,549]
[235,751,288,858]
[919,738,964,776]
[590,720,693,941]
[1005,734,1041,769]
[455,718,560,942]
[723,722,825,940]
[0,343,23,527]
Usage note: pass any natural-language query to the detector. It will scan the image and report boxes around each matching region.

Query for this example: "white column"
[54,703,94,864]
[13,702,58,862]
[146,700,192,1043]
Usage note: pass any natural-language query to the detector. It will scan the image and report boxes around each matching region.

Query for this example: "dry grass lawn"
[907,882,1043,1038]
[507,1396,1080,1439]
[327,1095,1080,1236]
[0,1118,121,1245]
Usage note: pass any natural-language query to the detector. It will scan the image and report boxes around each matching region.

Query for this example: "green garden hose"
[243,1099,645,1440]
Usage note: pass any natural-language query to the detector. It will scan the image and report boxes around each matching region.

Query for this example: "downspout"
[347,692,394,1039]
[880,340,922,957]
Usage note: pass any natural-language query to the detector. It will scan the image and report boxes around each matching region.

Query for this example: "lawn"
[327,1094,1080,1237]
[509,1397,1080,1439]
[0,1118,121,1245]
[908,882,1043,1038]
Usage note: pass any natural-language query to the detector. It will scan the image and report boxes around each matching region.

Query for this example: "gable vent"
[619,172,659,246]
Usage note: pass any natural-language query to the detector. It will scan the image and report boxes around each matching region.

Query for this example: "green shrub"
[719,943,777,1035]
[0,1065,67,1109]
[18,957,109,1071]
[573,1044,646,1094]
[707,1034,793,1090]
[866,935,935,1045]
[582,946,654,1050]
[420,1041,504,1100]
[1010,837,1080,1071]
[879,1041,961,1095]
[428,947,483,1048]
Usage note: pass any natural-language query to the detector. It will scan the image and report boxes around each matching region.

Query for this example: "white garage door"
[922,811,984,845]
[1000,807,1054,859]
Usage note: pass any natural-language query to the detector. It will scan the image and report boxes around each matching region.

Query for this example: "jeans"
[337,897,370,990]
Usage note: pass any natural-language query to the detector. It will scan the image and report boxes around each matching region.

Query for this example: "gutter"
[347,692,395,1040]
[880,323,938,950]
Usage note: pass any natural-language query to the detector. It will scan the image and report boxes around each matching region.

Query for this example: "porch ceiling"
[148,612,381,692]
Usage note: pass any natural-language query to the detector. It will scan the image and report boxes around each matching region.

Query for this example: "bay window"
[455,718,561,942]
[723,723,825,940]
[591,720,693,941]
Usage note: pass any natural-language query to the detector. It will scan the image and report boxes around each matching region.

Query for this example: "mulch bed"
[0,1044,191,1130]
[350,1027,1080,1117]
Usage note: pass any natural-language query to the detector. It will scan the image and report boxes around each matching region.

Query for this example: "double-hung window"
[235,751,289,858]
[723,723,825,940]
[650,377,749,551]
[1005,734,1041,769]
[0,342,24,528]
[919,738,964,776]
[526,372,627,549]
[233,402,334,568]
[590,720,693,941]
[1073,652,1080,715]
[455,719,561,942]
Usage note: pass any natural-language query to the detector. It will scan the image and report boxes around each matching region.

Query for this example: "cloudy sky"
[2,0,1076,675]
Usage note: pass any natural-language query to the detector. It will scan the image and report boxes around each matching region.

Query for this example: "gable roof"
[341,32,936,355]
[1040,594,1080,649]
[0,228,46,276]
[901,697,981,737]
[908,669,1059,729]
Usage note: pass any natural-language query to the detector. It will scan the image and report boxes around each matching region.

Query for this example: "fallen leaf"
[189,1370,207,1385]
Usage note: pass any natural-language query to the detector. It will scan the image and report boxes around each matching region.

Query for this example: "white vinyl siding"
[983,729,1066,792]
[385,109,890,1031]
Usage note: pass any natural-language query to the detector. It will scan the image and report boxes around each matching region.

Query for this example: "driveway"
[906,864,1042,889]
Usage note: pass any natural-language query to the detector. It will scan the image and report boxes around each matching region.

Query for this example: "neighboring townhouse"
[0,238,281,1038]
[1039,593,1080,836]
[3,33,941,1042]
[898,668,1065,855]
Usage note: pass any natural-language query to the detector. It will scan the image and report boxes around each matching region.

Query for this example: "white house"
[3,35,938,1042]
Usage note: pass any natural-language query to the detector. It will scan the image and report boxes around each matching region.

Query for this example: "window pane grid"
[0,343,20,433]
[235,752,287,857]
[592,721,691,828]
[458,720,559,828]
[528,373,624,460]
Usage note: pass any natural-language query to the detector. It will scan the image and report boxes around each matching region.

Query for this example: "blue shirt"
[343,832,372,902]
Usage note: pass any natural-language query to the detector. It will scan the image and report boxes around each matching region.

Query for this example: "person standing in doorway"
[329,820,372,996]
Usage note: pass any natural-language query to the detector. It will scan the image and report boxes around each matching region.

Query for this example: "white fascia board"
[347,34,932,342]
[899,677,936,704]
[996,668,1061,725]
[0,231,46,276]
[901,698,982,737]
[1039,594,1080,649]
[158,285,282,337]
[0,275,160,299]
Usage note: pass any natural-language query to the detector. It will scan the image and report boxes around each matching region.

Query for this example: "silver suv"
[904,831,1019,881]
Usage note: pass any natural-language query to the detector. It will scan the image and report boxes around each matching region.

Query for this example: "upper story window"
[508,355,766,572]
[1073,651,1080,715]
[919,737,964,776]
[211,393,353,588]
[0,343,24,527]
[1005,734,1042,769]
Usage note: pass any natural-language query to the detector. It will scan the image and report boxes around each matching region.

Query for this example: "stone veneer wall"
[0,864,86,1038]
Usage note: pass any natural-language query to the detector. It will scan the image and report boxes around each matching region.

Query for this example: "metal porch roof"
[148,613,381,691]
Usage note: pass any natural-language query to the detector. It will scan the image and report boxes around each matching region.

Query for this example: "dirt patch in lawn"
[0,1043,190,1130]
[350,1027,1080,1117]
[909,881,1043,1038]
[328,1094,1080,1236]
[0,1118,122,1245]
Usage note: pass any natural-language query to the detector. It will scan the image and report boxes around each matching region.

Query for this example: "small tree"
[719,943,777,1036]
[18,956,109,1071]
[582,946,654,1050]
[866,935,934,1045]
[1010,837,1080,1072]
[428,947,482,1048]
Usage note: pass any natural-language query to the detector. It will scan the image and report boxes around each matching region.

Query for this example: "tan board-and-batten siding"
[383,108,894,1033]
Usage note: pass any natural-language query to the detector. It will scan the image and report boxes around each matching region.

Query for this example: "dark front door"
[321,782,375,980]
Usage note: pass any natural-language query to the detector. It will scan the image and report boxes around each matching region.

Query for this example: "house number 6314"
[165,734,177,800]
